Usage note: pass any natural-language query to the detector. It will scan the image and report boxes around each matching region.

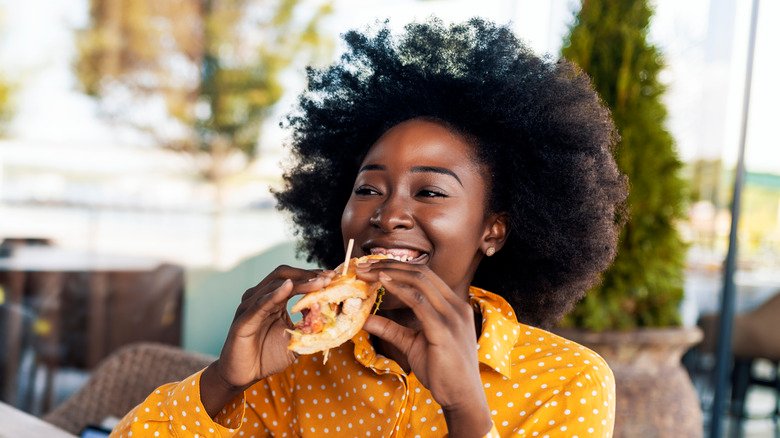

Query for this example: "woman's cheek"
[341,200,357,233]
[341,200,372,245]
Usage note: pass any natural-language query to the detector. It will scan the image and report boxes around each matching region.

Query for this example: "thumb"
[362,314,416,352]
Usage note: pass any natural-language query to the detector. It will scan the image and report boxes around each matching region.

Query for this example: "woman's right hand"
[200,265,333,416]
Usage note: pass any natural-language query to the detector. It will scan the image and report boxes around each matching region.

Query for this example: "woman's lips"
[368,247,429,264]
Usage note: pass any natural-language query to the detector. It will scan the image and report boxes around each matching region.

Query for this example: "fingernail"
[283,279,293,286]
[356,262,371,269]
[307,277,319,282]
[379,272,392,282]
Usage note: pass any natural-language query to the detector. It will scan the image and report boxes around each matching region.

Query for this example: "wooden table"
[0,401,76,437]
[0,246,171,409]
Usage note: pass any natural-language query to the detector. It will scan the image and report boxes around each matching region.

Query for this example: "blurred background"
[0,0,778,436]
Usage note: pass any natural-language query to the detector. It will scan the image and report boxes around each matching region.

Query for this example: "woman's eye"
[417,189,447,198]
[354,186,380,196]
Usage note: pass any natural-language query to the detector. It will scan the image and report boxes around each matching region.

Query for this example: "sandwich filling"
[294,297,363,335]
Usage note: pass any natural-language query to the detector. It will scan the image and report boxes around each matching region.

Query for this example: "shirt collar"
[470,286,520,379]
[350,286,520,379]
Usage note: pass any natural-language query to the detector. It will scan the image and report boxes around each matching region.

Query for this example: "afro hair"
[274,18,627,328]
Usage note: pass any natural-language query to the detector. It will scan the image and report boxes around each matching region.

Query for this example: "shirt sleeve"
[557,368,615,436]
[110,369,295,437]
[512,365,616,437]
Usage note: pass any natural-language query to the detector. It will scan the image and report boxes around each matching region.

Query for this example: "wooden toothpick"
[342,238,354,276]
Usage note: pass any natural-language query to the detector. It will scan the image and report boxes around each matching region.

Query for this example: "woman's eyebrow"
[411,166,463,186]
[358,164,385,173]
[357,163,463,187]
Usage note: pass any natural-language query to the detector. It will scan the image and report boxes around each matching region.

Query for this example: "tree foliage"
[560,0,688,330]
[76,0,332,181]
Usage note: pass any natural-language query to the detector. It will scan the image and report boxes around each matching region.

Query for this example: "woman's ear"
[481,213,509,256]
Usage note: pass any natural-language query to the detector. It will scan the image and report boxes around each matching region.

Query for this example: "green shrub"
[560,0,688,330]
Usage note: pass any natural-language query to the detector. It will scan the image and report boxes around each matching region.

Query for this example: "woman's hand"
[355,259,493,436]
[201,265,334,417]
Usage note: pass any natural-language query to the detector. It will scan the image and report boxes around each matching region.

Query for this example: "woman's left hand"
[355,259,493,436]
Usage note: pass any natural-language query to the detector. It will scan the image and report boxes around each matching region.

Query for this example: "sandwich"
[287,254,388,362]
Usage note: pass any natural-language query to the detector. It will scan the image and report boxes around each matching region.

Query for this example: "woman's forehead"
[362,119,483,172]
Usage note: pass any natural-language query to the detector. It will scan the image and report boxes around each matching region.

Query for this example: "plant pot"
[555,327,703,438]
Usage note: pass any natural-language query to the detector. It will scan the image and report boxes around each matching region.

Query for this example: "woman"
[112,18,626,437]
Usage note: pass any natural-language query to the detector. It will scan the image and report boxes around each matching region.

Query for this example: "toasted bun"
[288,254,386,355]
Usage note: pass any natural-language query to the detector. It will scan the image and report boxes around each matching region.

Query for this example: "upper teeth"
[370,247,421,262]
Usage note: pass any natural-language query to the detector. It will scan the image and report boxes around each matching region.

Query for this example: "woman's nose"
[369,196,414,231]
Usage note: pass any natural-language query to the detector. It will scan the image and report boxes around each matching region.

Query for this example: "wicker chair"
[43,342,214,435]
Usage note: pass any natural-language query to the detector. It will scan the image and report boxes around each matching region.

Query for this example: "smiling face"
[341,118,501,306]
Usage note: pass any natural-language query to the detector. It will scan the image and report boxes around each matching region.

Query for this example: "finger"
[357,260,465,306]
[234,279,295,336]
[362,314,416,353]
[292,275,332,294]
[236,277,326,320]
[358,266,456,318]
[318,269,338,278]
[237,269,336,319]
[254,265,327,291]
[375,272,451,342]
[242,267,331,302]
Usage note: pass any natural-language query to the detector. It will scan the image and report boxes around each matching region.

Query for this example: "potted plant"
[557,0,703,436]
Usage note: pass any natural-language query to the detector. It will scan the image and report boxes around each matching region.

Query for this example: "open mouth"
[368,247,429,264]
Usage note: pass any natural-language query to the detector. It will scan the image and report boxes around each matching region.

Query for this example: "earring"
[486,247,496,257]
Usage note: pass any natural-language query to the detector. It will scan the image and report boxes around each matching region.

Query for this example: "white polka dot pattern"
[111,287,615,437]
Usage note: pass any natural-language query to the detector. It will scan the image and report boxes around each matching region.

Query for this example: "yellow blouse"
[111,287,614,437]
